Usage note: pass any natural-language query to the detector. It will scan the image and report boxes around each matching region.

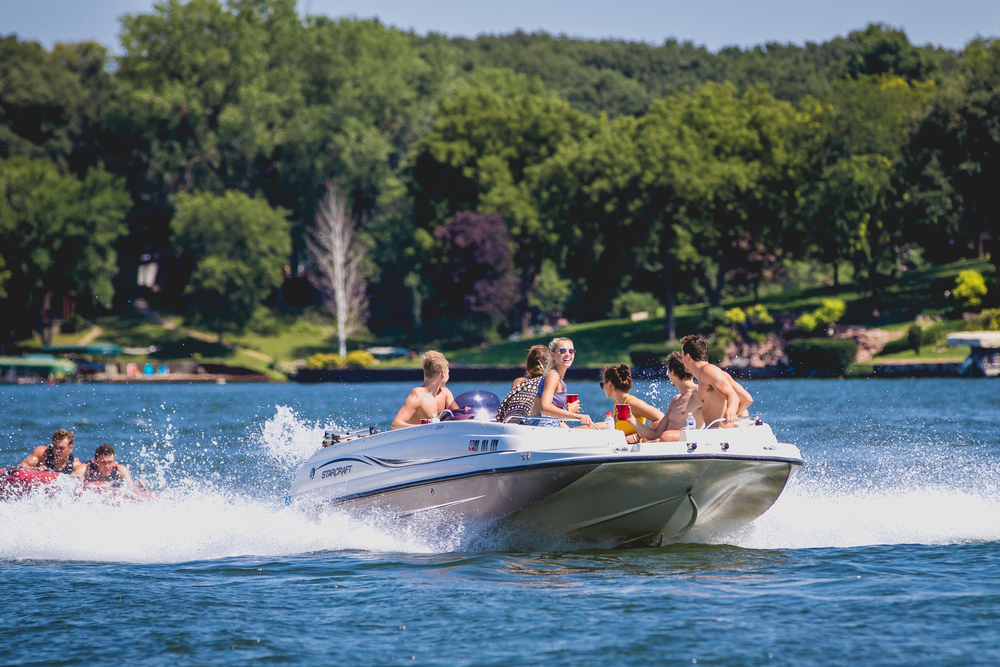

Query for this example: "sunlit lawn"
[871,345,969,362]
[220,320,337,360]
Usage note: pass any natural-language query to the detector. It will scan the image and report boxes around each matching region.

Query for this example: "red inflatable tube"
[0,468,156,502]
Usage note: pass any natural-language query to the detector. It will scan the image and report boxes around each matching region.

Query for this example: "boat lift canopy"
[0,356,78,374]
[42,343,123,356]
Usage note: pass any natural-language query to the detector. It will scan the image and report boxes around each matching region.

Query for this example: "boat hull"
[505,456,797,546]
[289,421,803,549]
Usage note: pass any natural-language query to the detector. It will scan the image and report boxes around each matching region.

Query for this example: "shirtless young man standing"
[681,335,752,427]
[391,351,462,429]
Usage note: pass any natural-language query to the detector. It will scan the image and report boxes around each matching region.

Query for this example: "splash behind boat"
[288,405,804,548]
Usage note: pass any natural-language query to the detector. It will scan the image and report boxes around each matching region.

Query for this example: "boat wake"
[2,406,998,563]
[692,463,1000,550]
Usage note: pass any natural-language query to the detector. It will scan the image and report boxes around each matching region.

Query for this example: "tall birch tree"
[307,181,368,358]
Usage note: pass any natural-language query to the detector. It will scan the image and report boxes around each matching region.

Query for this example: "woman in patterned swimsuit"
[496,346,550,423]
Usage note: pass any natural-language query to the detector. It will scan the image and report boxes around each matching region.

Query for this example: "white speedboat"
[288,395,803,549]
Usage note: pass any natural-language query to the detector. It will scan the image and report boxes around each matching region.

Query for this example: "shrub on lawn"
[954,270,987,307]
[907,323,922,354]
[964,309,1000,331]
[628,342,681,368]
[344,350,375,368]
[610,291,662,318]
[307,353,343,369]
[786,338,858,377]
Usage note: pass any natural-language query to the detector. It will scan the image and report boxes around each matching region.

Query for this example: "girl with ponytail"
[600,363,663,436]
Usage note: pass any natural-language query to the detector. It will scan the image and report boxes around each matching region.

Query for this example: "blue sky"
[3,0,999,52]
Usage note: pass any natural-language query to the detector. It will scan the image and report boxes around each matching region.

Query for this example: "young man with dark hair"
[681,334,753,427]
[84,444,139,487]
[19,429,86,477]
[629,351,702,442]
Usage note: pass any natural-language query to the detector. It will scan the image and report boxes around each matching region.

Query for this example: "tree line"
[1,0,998,350]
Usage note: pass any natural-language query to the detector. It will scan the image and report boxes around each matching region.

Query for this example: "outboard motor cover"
[450,390,501,421]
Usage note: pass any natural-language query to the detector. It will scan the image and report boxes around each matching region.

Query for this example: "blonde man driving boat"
[391,351,464,429]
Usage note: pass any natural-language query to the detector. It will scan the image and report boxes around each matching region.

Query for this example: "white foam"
[0,484,463,564]
[259,405,334,467]
[691,475,1000,549]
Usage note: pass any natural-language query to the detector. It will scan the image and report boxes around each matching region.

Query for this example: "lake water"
[1,378,998,666]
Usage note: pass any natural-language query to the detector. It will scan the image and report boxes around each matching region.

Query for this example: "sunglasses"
[599,381,604,388]
[558,348,576,354]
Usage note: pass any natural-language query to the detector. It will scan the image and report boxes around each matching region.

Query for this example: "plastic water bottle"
[685,412,696,429]
[605,411,614,431]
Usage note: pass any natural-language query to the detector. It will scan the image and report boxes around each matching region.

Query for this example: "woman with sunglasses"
[531,337,593,426]
[600,364,663,439]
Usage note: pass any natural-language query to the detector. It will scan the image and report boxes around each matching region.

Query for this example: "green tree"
[409,71,595,331]
[0,157,131,345]
[111,0,305,309]
[528,259,572,322]
[170,190,291,341]
[530,82,803,336]
[274,17,449,333]
[527,113,648,322]
[798,75,938,306]
[954,269,988,307]
[118,0,304,187]
[637,82,804,317]
[0,36,102,170]
[842,23,942,83]
[937,39,1000,307]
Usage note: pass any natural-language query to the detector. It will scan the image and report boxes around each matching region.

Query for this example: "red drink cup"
[615,404,631,421]
[419,419,429,425]
[566,394,578,404]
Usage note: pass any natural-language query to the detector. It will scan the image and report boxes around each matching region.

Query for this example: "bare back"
[392,386,456,428]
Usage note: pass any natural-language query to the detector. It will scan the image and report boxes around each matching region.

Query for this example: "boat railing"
[322,426,379,447]
[701,415,763,430]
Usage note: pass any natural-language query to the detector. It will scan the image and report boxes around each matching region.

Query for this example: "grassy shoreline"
[15,257,992,377]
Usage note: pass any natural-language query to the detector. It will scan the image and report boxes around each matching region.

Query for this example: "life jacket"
[43,447,77,475]
[85,461,123,485]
